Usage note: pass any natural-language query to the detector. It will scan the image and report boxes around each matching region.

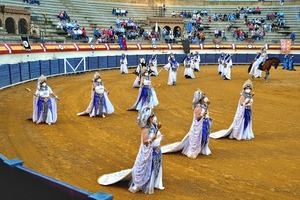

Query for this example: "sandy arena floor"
[0,65,299,200]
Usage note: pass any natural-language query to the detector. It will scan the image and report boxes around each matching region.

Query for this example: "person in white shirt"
[222,53,233,80]
[120,53,128,74]
[218,53,225,75]
[163,53,179,85]
[149,54,158,76]
[32,75,58,125]
[210,80,254,140]
[192,51,201,71]
[77,72,114,118]
[184,53,195,79]
[98,107,164,194]
[129,70,159,111]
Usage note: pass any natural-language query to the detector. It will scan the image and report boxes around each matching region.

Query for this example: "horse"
[248,57,280,81]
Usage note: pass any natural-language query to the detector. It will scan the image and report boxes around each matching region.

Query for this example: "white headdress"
[93,72,101,81]
[137,106,153,128]
[38,74,47,83]
[140,58,145,63]
[192,89,204,108]
[242,79,253,90]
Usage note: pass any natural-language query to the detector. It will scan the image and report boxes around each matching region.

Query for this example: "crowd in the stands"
[57,11,87,40]
[92,16,144,48]
[23,0,40,5]
[112,8,128,16]
[50,5,296,45]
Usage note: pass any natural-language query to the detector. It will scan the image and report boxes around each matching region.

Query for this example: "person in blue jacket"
[282,54,289,69]
[288,55,296,71]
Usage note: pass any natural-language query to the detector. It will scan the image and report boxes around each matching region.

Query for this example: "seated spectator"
[255,7,261,15]
[267,13,276,21]
[221,30,227,41]
[126,18,136,29]
[171,11,176,17]
[120,9,128,16]
[31,0,40,5]
[199,31,205,42]
[214,29,221,38]
[290,32,296,42]
[248,23,254,31]
[279,18,285,27]
[71,28,82,40]
[127,30,138,40]
[82,27,87,39]
[24,0,40,5]
[115,17,121,27]
[201,9,208,16]
[208,16,212,23]
[214,29,218,38]
[213,13,218,21]
[57,11,70,22]
[115,8,121,16]
[94,28,100,38]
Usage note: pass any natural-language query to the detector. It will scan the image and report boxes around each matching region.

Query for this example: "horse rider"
[249,48,268,78]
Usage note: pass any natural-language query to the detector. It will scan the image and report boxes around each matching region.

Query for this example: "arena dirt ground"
[0,65,299,200]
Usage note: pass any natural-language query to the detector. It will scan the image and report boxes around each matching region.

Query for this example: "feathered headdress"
[242,79,253,90]
[93,72,101,81]
[140,58,145,63]
[38,74,47,84]
[192,89,204,108]
[137,106,153,128]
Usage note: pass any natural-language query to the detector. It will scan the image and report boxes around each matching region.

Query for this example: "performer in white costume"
[184,53,195,79]
[222,53,232,80]
[32,75,58,125]
[249,48,268,78]
[77,72,114,118]
[133,58,147,88]
[98,107,164,194]
[129,70,159,111]
[149,54,158,76]
[210,80,255,140]
[120,53,128,74]
[192,51,201,71]
[161,89,212,158]
[218,53,225,75]
[163,53,179,85]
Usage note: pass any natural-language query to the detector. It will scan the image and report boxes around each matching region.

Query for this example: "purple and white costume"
[98,107,164,194]
[163,54,179,85]
[192,52,201,71]
[78,73,114,117]
[149,54,158,76]
[210,80,254,140]
[32,75,57,125]
[161,90,212,158]
[184,54,195,79]
[120,54,128,74]
[130,73,159,111]
[133,58,146,88]
[222,53,232,80]
[218,53,225,75]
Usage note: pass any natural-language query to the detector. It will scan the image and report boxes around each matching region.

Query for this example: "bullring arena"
[1,0,300,200]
